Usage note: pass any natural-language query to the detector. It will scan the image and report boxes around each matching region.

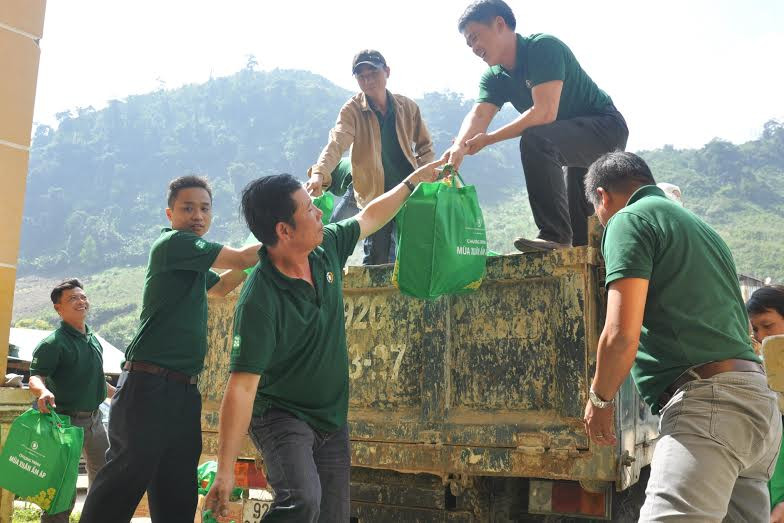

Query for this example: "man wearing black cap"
[305,49,434,265]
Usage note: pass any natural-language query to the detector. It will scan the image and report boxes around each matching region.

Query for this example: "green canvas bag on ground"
[393,166,488,299]
[0,409,84,515]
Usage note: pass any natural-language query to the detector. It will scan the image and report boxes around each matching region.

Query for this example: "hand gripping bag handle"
[442,164,467,188]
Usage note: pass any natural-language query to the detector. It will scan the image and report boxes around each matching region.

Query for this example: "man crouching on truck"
[582,151,782,521]
[205,159,445,521]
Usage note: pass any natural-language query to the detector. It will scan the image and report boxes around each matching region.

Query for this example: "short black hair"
[584,152,657,206]
[458,0,516,33]
[167,175,213,208]
[747,285,784,317]
[51,278,83,304]
[241,174,302,246]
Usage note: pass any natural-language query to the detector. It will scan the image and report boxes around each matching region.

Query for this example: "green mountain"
[14,68,784,348]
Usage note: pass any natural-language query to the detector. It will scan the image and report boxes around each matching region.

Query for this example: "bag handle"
[48,409,66,432]
[442,164,467,187]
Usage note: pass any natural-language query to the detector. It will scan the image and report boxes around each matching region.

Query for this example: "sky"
[33,0,784,152]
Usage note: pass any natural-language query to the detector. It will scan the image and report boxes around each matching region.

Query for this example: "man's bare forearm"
[486,105,554,146]
[208,269,248,298]
[28,375,48,397]
[592,330,638,400]
[356,159,444,239]
[216,373,259,475]
[454,104,495,146]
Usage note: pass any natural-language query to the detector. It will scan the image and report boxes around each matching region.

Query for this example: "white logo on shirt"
[195,239,207,250]
[232,335,241,349]
[326,272,334,284]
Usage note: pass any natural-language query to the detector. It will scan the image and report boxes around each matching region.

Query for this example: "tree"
[79,236,99,267]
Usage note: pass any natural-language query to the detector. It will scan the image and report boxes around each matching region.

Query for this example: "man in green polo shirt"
[305,49,435,265]
[80,175,259,523]
[28,278,114,523]
[443,0,629,252]
[205,158,444,521]
[582,151,781,521]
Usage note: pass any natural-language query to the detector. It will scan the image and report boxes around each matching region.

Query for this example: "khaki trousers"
[640,371,782,522]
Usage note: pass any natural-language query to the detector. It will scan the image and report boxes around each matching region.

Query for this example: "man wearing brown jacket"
[306,49,435,264]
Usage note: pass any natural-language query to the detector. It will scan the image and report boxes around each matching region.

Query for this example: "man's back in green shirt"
[602,186,758,413]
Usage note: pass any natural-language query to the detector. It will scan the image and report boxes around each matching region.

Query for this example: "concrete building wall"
[0,0,46,378]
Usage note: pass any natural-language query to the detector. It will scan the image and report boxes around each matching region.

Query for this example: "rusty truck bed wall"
[201,247,658,489]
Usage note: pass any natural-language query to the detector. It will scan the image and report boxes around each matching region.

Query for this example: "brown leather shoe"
[513,237,571,253]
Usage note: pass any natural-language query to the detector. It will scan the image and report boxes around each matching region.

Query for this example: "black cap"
[352,49,387,74]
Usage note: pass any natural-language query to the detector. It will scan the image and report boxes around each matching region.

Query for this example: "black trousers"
[79,370,202,523]
[519,108,629,246]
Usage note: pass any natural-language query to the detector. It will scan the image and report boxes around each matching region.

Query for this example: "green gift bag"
[312,191,335,224]
[0,409,84,515]
[393,166,488,299]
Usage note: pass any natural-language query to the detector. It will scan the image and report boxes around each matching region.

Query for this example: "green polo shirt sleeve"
[324,218,361,267]
[602,211,659,287]
[207,269,220,290]
[476,67,508,108]
[30,340,59,377]
[164,231,223,272]
[526,35,567,86]
[230,299,276,375]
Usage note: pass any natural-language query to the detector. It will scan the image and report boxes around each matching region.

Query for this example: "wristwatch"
[589,388,615,409]
[403,179,416,193]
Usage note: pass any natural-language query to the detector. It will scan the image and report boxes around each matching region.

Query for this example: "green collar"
[258,245,322,291]
[60,320,91,339]
[626,185,667,206]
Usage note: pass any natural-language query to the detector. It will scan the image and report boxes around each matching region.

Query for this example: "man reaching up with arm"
[206,158,444,522]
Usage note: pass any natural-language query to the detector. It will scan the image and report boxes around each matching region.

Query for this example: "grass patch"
[11,504,80,522]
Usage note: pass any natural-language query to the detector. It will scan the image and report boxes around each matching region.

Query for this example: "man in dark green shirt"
[29,278,114,523]
[582,152,781,521]
[80,176,259,523]
[205,158,445,521]
[444,0,629,251]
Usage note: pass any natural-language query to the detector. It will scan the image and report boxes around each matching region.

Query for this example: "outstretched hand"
[410,157,448,185]
[304,173,324,197]
[464,132,491,155]
[203,471,234,519]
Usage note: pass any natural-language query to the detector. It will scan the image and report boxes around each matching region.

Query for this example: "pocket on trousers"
[709,385,769,457]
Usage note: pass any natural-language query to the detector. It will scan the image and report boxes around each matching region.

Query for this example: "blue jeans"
[331,183,396,265]
[249,408,350,522]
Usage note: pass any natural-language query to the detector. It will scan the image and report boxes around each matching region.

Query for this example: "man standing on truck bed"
[79,175,259,523]
[305,49,435,265]
[28,278,114,523]
[582,151,782,521]
[443,0,628,252]
[204,158,444,521]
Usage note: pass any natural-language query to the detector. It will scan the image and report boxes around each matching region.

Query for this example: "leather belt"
[658,358,764,410]
[123,361,198,385]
